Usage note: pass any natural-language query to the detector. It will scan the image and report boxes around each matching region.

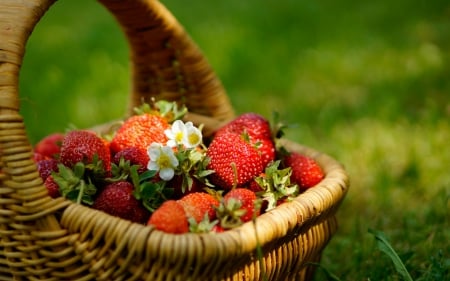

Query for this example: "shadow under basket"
[0,0,349,280]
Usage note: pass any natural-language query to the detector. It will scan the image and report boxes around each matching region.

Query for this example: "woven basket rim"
[58,138,349,254]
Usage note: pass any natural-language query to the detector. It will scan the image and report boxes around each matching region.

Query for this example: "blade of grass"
[368,228,414,281]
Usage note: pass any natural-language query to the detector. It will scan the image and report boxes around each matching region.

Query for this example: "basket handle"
[0,0,233,227]
[97,0,235,122]
[0,0,235,130]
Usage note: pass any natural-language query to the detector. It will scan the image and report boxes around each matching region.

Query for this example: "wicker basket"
[0,0,349,280]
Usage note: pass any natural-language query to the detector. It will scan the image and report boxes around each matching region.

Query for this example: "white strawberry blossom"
[165,120,202,149]
[147,142,179,181]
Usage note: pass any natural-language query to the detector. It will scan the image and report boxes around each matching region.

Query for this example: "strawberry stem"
[231,162,238,190]
[76,180,86,204]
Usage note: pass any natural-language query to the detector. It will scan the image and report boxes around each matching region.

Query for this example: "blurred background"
[19,0,449,279]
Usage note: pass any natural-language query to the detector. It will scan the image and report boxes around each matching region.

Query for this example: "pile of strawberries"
[33,100,324,234]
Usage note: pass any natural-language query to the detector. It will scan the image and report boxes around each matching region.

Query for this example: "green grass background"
[19,0,449,279]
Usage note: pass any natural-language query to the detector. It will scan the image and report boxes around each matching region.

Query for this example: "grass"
[18,0,449,279]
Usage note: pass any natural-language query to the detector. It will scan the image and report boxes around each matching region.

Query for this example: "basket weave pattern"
[0,0,349,280]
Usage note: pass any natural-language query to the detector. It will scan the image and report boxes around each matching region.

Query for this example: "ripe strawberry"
[36,158,59,181]
[223,188,260,223]
[216,188,260,229]
[216,113,275,167]
[211,224,225,233]
[59,130,111,171]
[257,138,276,168]
[248,174,265,193]
[217,113,272,141]
[282,152,324,191]
[92,181,150,224]
[33,152,48,162]
[177,192,220,223]
[110,114,170,155]
[34,133,65,159]
[206,133,264,190]
[113,146,149,174]
[44,175,60,198]
[147,200,189,234]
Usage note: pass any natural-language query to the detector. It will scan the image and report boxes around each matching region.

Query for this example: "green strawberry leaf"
[72,162,85,179]
[136,180,173,212]
[53,163,98,206]
[155,100,188,121]
[139,169,158,182]
[139,181,161,199]
[196,169,215,178]
[255,161,299,210]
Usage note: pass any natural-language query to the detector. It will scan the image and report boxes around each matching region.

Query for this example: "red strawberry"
[110,114,170,155]
[33,152,48,162]
[217,113,272,141]
[283,152,324,191]
[36,158,59,181]
[257,138,276,167]
[92,181,150,224]
[206,133,264,190]
[177,192,220,223]
[113,146,150,174]
[216,113,275,167]
[147,200,189,234]
[34,133,65,159]
[211,224,225,233]
[59,130,111,171]
[215,188,260,229]
[248,174,265,193]
[44,175,60,198]
[223,188,260,223]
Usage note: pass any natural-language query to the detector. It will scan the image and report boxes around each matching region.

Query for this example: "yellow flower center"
[175,131,184,143]
[188,133,200,145]
[157,153,172,168]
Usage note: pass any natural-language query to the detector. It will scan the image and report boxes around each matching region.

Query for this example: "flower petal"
[147,161,159,171]
[159,167,175,181]
[148,143,162,160]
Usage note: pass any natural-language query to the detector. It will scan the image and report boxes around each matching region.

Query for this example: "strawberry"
[216,188,260,229]
[206,132,264,190]
[110,114,170,155]
[44,175,60,198]
[34,133,65,159]
[59,130,111,172]
[215,113,275,167]
[147,200,189,234]
[217,113,272,141]
[177,192,220,223]
[112,146,149,174]
[223,188,260,223]
[92,181,150,224]
[211,224,225,233]
[282,152,324,191]
[248,174,265,193]
[33,152,48,162]
[36,158,59,181]
[257,138,276,168]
